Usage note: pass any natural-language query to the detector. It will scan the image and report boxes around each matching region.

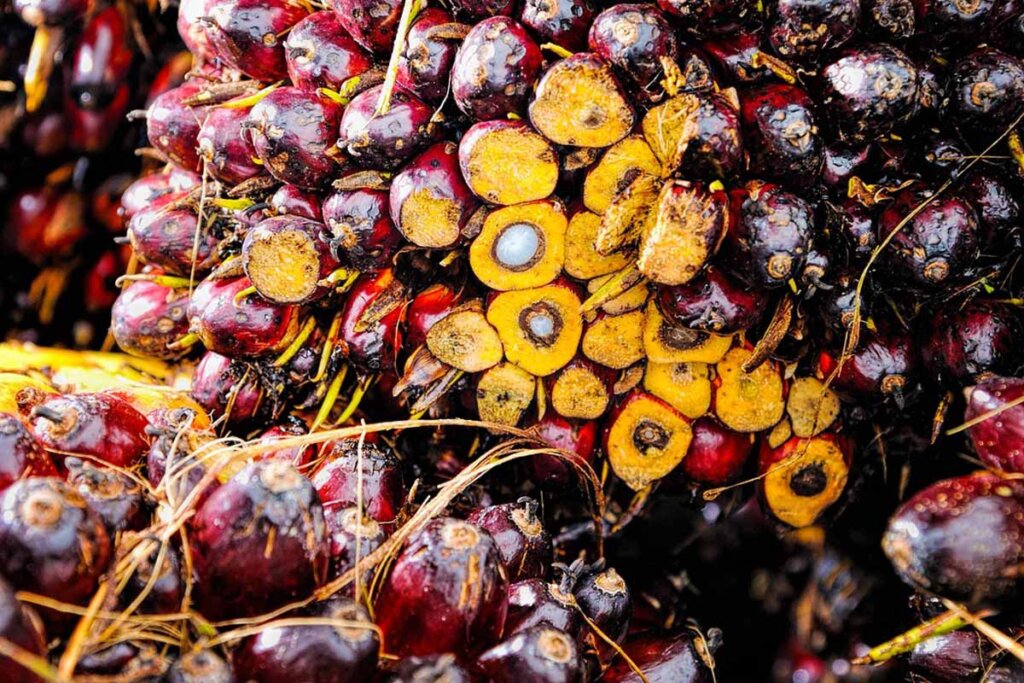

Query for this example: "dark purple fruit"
[923,300,1021,386]
[190,351,267,429]
[167,650,235,683]
[829,327,918,401]
[313,439,405,523]
[329,0,402,54]
[338,85,442,170]
[676,92,744,179]
[65,458,147,534]
[908,630,991,683]
[965,376,1024,474]
[122,543,184,615]
[521,0,595,52]
[285,11,373,93]
[702,34,772,84]
[467,498,552,582]
[145,83,203,171]
[948,47,1024,136]
[477,625,582,683]
[961,171,1021,248]
[726,182,814,288]
[658,266,769,334]
[829,198,876,261]
[573,563,631,642]
[197,105,260,186]
[602,631,718,682]
[505,578,581,637]
[769,0,860,59]
[323,183,403,272]
[588,4,678,102]
[741,84,822,188]
[0,415,57,493]
[397,8,461,103]
[205,0,308,81]
[451,17,543,121]
[111,280,191,360]
[127,206,219,276]
[0,576,46,683]
[449,0,517,20]
[384,654,477,683]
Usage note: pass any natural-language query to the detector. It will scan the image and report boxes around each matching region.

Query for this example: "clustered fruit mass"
[0,0,1023,679]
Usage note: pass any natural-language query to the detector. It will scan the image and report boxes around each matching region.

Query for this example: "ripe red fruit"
[405,283,462,350]
[145,83,204,171]
[677,416,752,486]
[0,414,57,493]
[111,280,191,360]
[68,7,133,111]
[451,17,543,121]
[505,578,581,637]
[325,506,387,579]
[329,0,402,54]
[190,461,328,619]
[32,392,150,468]
[323,183,403,272]
[601,631,719,682]
[188,276,301,358]
[65,457,147,534]
[376,518,508,657]
[337,269,406,374]
[190,351,267,429]
[284,11,373,92]
[127,206,219,276]
[0,576,47,683]
[204,0,308,81]
[270,184,323,221]
[338,85,442,170]
[468,498,553,582]
[313,439,405,523]
[526,415,599,490]
[883,471,1024,607]
[965,377,1024,474]
[385,654,477,682]
[255,418,315,470]
[828,327,919,401]
[740,84,823,188]
[122,543,184,615]
[477,625,582,683]
[397,8,461,103]
[197,105,260,186]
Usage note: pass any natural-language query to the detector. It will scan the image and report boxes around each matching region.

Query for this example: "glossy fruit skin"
[248,87,343,190]
[961,171,1021,248]
[120,171,199,219]
[820,43,920,141]
[468,499,552,582]
[947,47,1024,136]
[588,4,678,102]
[337,270,406,374]
[65,458,147,534]
[324,506,387,578]
[882,471,1024,607]
[676,416,752,486]
[0,478,112,612]
[525,415,598,490]
[188,276,299,358]
[727,182,814,288]
[313,439,405,523]
[966,377,1024,473]
[330,0,402,54]
[451,17,543,121]
[285,11,373,92]
[677,93,744,179]
[924,0,1020,38]
[270,185,323,221]
[32,393,150,468]
[190,351,266,429]
[703,34,772,84]
[324,185,404,273]
[656,0,754,36]
[166,649,235,683]
[384,654,477,683]
[146,82,204,171]
[111,280,191,360]
[521,0,595,51]
[741,84,823,188]
[339,85,442,170]
[830,198,876,261]
[876,187,980,288]
[376,518,508,657]
[197,106,260,186]
[908,630,991,683]
[68,7,133,111]
[0,414,57,493]
[574,564,631,643]
[658,267,769,334]
[122,543,184,615]
[256,418,315,470]
[127,206,218,276]
[504,579,581,636]
[233,598,379,682]
[923,301,1021,386]
[397,8,461,103]
[449,0,517,19]
[601,631,715,682]
[477,625,582,683]
[190,461,328,619]
[206,0,308,81]
[828,328,918,399]
[0,576,47,683]
[769,0,860,59]
[406,283,462,350]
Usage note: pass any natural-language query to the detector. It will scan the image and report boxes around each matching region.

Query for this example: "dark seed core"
[790,463,828,497]
[633,419,670,451]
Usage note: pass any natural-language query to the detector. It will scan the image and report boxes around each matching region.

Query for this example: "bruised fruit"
[476,362,536,426]
[639,181,728,286]
[127,206,218,276]
[727,182,813,289]
[427,302,504,373]
[205,0,308,81]
[111,280,191,360]
[339,85,441,170]
[397,8,461,103]
[330,0,402,54]
[588,4,679,103]
[0,415,56,492]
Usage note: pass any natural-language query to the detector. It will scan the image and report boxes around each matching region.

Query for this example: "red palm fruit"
[574,564,631,643]
[505,578,581,637]
[22,110,70,158]
[758,433,851,528]
[285,11,373,92]
[0,414,57,493]
[68,7,132,111]
[339,85,442,170]
[68,81,132,153]
[90,173,133,233]
[248,86,342,189]
[146,419,219,506]
[526,415,598,490]
[166,649,235,683]
[329,0,402,54]
[145,83,203,171]
[877,187,980,288]
[376,518,508,657]
[145,50,192,103]
[726,182,814,288]
[32,392,150,468]
[188,276,300,358]
[233,598,379,682]
[205,0,308,81]
[190,351,266,429]
[657,267,768,334]
[948,47,1024,135]
[468,498,552,582]
[907,630,994,682]
[127,206,219,276]
[122,543,184,615]
[820,44,920,142]
[270,185,322,221]
[671,92,743,179]
[0,478,111,613]
[702,34,772,84]
[923,301,1021,386]
[255,418,315,469]
[337,269,406,374]
[190,460,328,619]
[588,4,677,103]
[325,506,386,579]
[676,416,752,486]
[111,280,191,360]
[385,654,477,682]
[741,84,823,188]
[197,106,260,186]
[406,283,462,350]
[313,439,405,523]
[242,216,340,305]
[602,631,718,682]
[449,0,517,19]
[397,7,460,103]
[769,0,860,59]
[7,187,88,264]
[0,576,47,683]
[521,0,595,52]
[451,17,542,121]
[961,171,1021,248]
[323,184,402,272]
[120,170,199,219]
[656,0,754,36]
[65,458,147,534]
[965,377,1024,473]
[177,0,216,62]
[390,141,480,249]
[827,327,918,401]
[477,625,582,683]
[883,471,1024,607]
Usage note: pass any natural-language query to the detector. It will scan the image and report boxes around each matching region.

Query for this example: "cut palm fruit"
[486,281,584,377]
[643,362,712,420]
[642,302,733,364]
[476,362,536,427]
[583,135,662,214]
[637,180,727,286]
[459,120,560,206]
[549,358,613,420]
[641,92,700,168]
[606,391,693,491]
[767,417,793,449]
[759,434,851,528]
[564,210,630,281]
[581,310,645,370]
[426,302,504,373]
[581,264,646,315]
[529,53,635,148]
[614,365,645,395]
[786,376,842,438]
[243,217,339,304]
[469,200,567,291]
[596,172,660,255]
[713,347,786,433]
